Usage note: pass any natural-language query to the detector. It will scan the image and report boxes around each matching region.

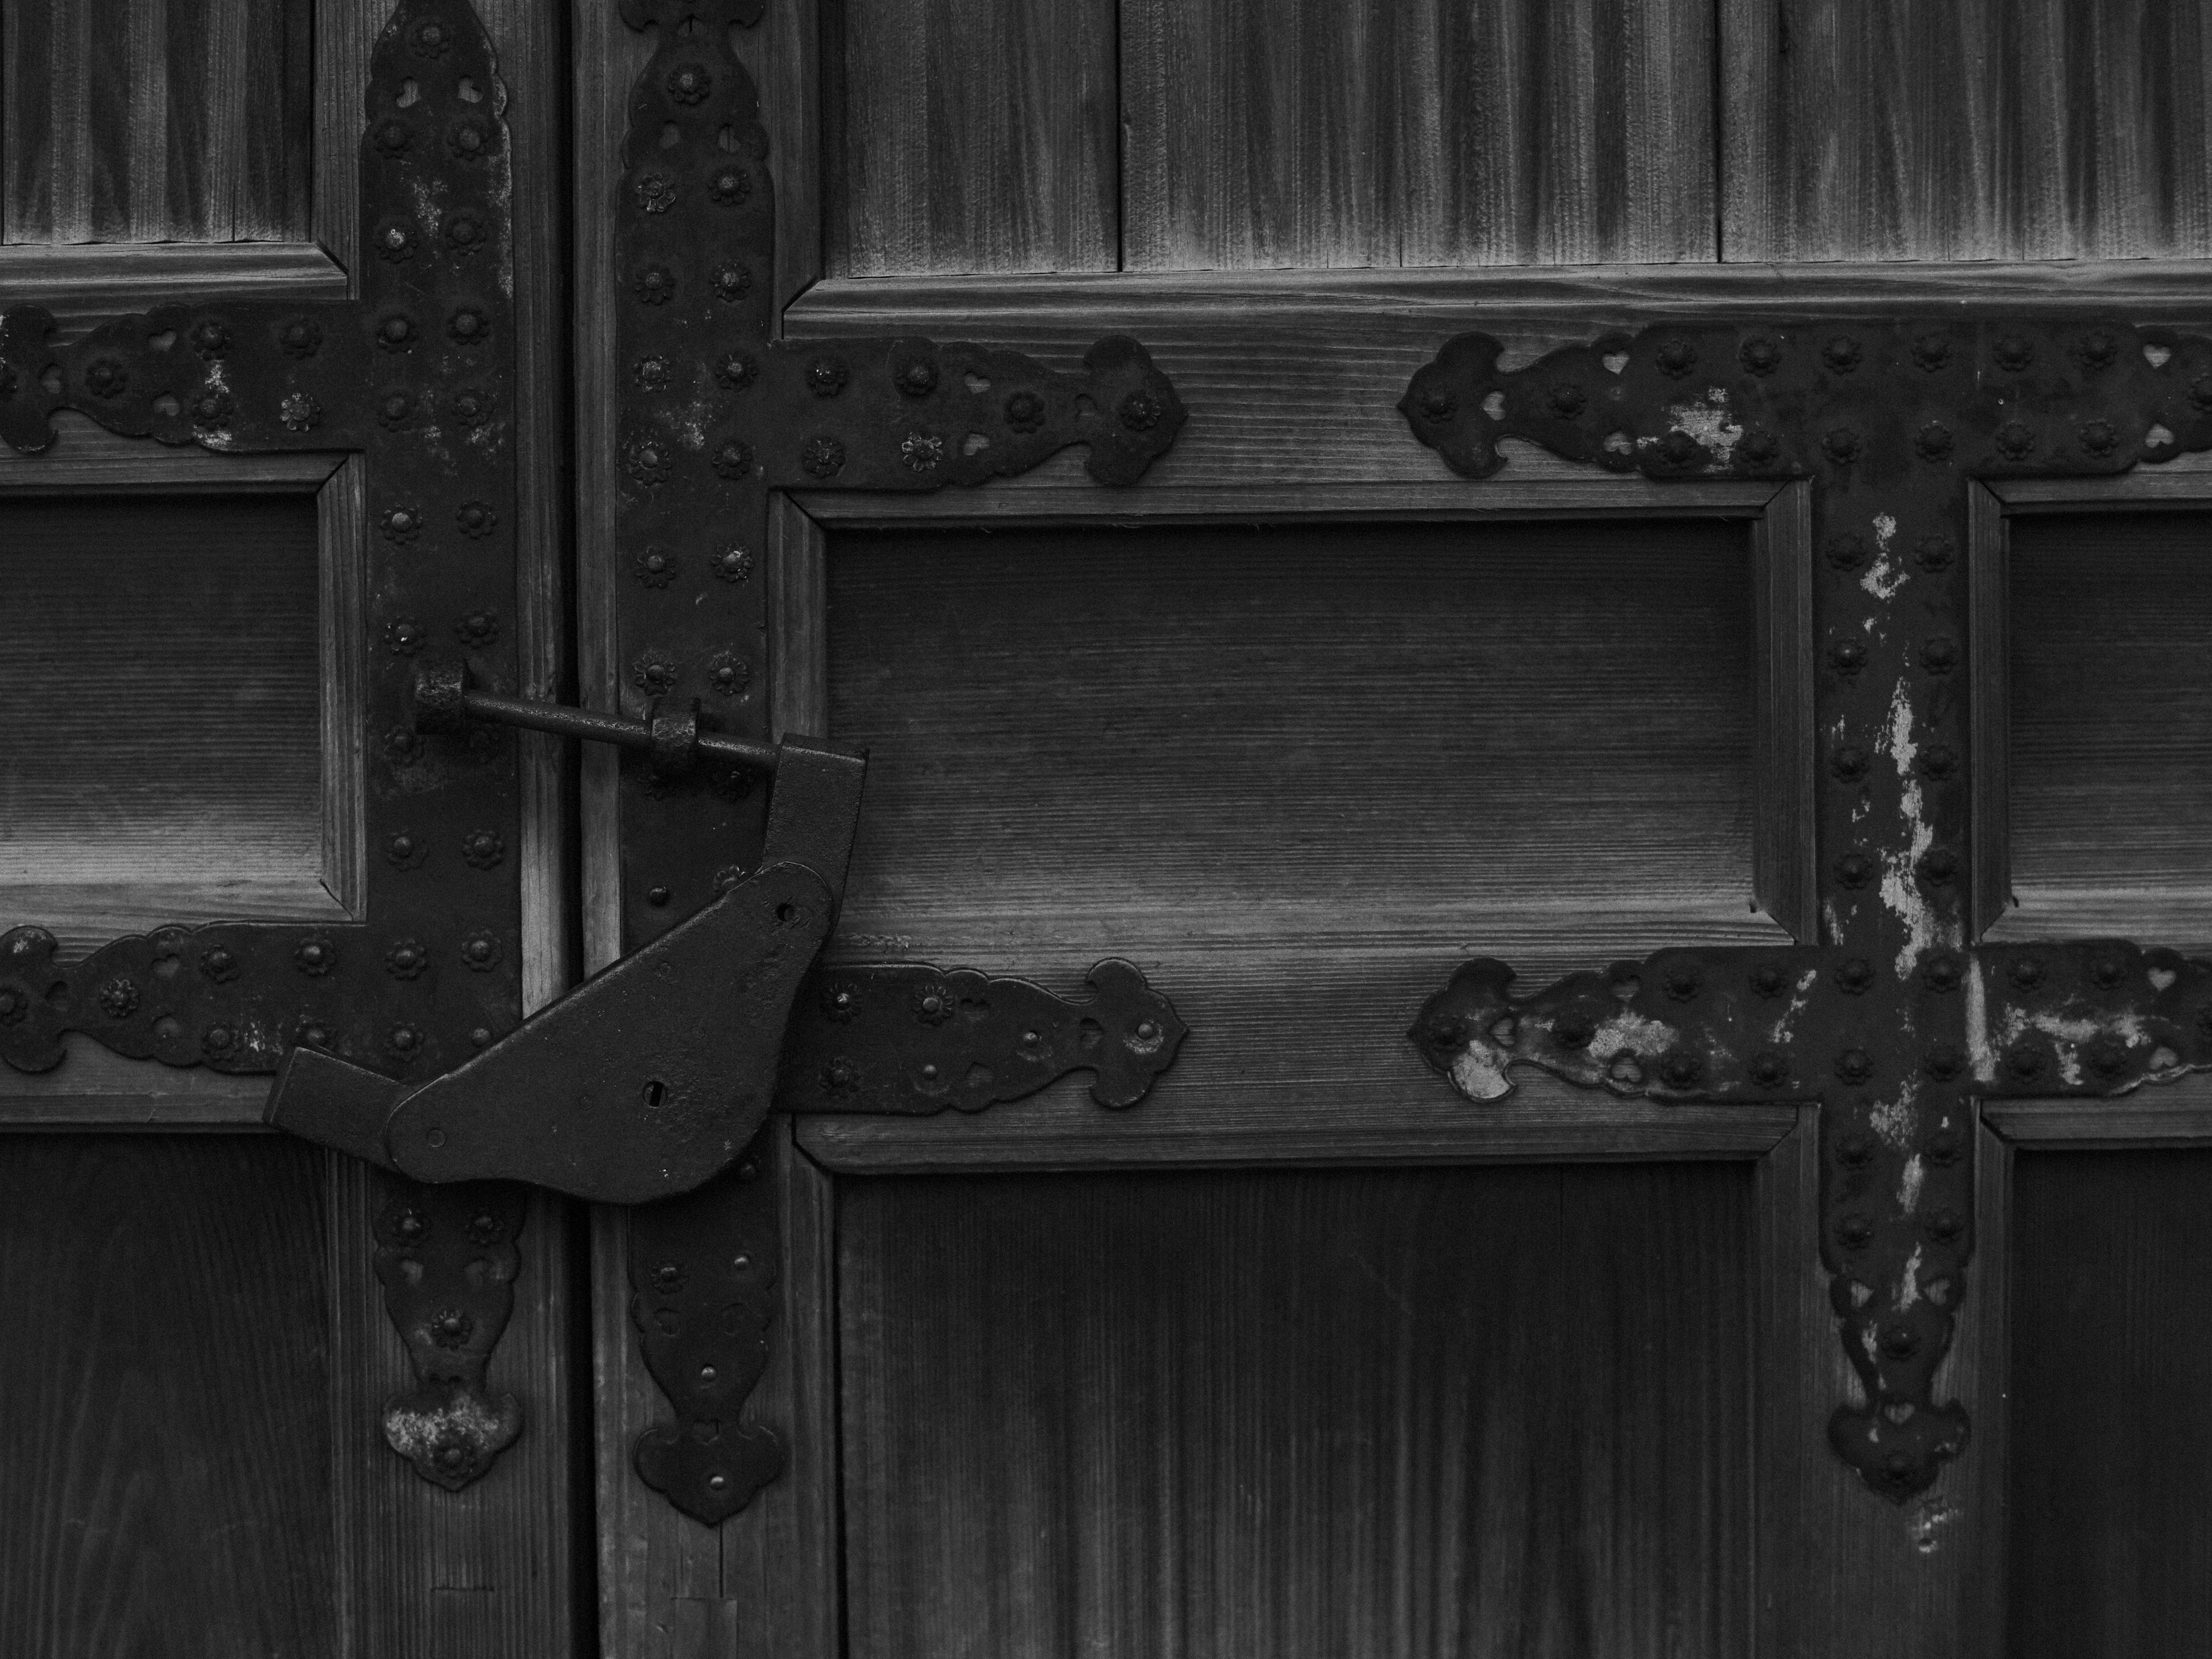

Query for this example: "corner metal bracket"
[1401,317,2212,1501]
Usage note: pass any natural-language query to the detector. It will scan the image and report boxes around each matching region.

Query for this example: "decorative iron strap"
[610,0,1186,1526]
[1401,319,2212,1501]
[0,0,524,1082]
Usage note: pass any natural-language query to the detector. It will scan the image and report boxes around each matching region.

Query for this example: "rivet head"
[1911,332,1953,371]
[633,265,676,305]
[1829,641,1867,674]
[377,312,417,349]
[1924,1042,1964,1080]
[2089,955,2128,988]
[1915,422,1955,461]
[1824,533,1866,570]
[1739,336,1782,375]
[714,350,758,392]
[1836,1131,1876,1168]
[2009,956,2046,990]
[1552,1016,1594,1049]
[1821,335,1862,373]
[1835,957,1874,994]
[634,171,677,214]
[395,1209,429,1242]
[1416,387,1457,421]
[707,1474,729,1493]
[1994,334,2036,372]
[710,262,751,301]
[668,63,712,103]
[1915,534,1955,571]
[97,978,139,1018]
[387,1024,422,1055]
[1927,1209,1965,1242]
[913,985,955,1025]
[1135,1019,1162,1043]
[462,830,505,870]
[1749,963,1789,998]
[84,358,128,398]
[2005,1041,2044,1080]
[1654,337,1698,377]
[386,939,427,979]
[1658,1050,1701,1089]
[1917,744,1958,779]
[1915,847,1958,885]
[1822,427,1863,464]
[2192,373,2212,413]
[1922,952,1964,992]
[2084,1036,2128,1076]
[1880,1322,1920,1358]
[446,306,489,344]
[799,435,845,478]
[294,940,334,976]
[1119,389,1165,432]
[2078,419,2119,457]
[808,356,850,397]
[822,1060,858,1094]
[1831,744,1869,781]
[1546,382,1586,417]
[278,317,323,359]
[201,947,240,983]
[647,887,671,907]
[1658,429,1702,465]
[1926,1127,1963,1164]
[372,118,411,156]
[896,359,938,397]
[711,544,755,582]
[1004,390,1048,431]
[1661,965,1701,1001]
[1835,1048,1874,1084]
[1749,1050,1788,1085]
[635,548,677,588]
[0,987,24,1022]
[2076,330,2119,369]
[430,1309,473,1348]
[202,1024,236,1056]
[1996,421,2037,460]
[1737,429,1780,466]
[711,438,756,480]
[1835,853,1875,889]
[446,214,484,252]
[1838,1213,1874,1249]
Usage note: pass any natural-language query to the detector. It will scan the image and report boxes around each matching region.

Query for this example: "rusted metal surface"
[372,1177,528,1490]
[627,1132,784,1525]
[1403,319,2212,1502]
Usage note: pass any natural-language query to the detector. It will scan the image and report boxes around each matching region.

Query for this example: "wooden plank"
[800,1086,1798,1172]
[1722,0,2212,262]
[1986,1075,2212,1147]
[769,496,828,741]
[783,266,2212,496]
[0,241,342,321]
[1753,1106,1996,1657]
[2005,1145,2212,1654]
[1984,506,2212,952]
[838,1162,1751,1656]
[749,0,824,313]
[1,0,310,243]
[593,1121,841,1659]
[1752,478,1817,942]
[828,0,1117,276]
[0,1135,338,1654]
[1120,0,1715,270]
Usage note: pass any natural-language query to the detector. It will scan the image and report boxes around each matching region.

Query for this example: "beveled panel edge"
[0,242,344,323]
[1984,1076,2212,1147]
[0,431,344,491]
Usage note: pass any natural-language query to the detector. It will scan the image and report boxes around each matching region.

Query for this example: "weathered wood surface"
[830,0,1117,276]
[1723,0,2212,261]
[3,0,309,243]
[839,1162,1751,1657]
[1120,0,1715,271]
[2008,1147,2212,1655]
[0,1136,336,1656]
[1988,508,2212,953]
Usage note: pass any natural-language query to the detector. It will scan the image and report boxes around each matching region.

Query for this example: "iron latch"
[268,662,866,1203]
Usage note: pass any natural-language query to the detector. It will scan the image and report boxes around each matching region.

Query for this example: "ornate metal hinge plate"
[1400,318,2212,1501]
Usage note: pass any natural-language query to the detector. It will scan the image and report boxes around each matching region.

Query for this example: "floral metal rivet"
[895,356,938,397]
[1654,336,1698,377]
[456,501,498,537]
[1835,852,1875,889]
[461,830,505,870]
[1658,429,1702,465]
[430,1308,473,1347]
[1824,533,1866,571]
[706,653,749,696]
[460,933,501,972]
[631,650,680,694]
[201,947,241,983]
[385,831,426,869]
[1661,965,1702,1001]
[376,313,418,351]
[1822,427,1863,464]
[1916,847,1959,885]
[386,1023,425,1059]
[1737,429,1780,467]
[191,389,234,428]
[386,939,427,980]
[1996,421,2036,459]
[709,262,751,301]
[380,506,423,543]
[448,117,493,160]
[714,350,757,391]
[633,353,673,391]
[1914,422,1954,461]
[1118,389,1164,431]
[294,938,336,976]
[449,387,492,426]
[668,63,712,103]
[1830,640,1867,674]
[1003,390,1046,433]
[97,978,139,1019]
[455,611,499,647]
[1835,1048,1874,1084]
[278,317,323,359]
[407,17,449,55]
[1740,337,1783,376]
[634,264,676,305]
[710,543,753,582]
[85,358,128,399]
[384,726,425,764]
[635,171,677,213]
[467,1210,504,1244]
[1918,743,1958,778]
[1821,335,1862,373]
[1923,952,1964,992]
[1835,957,1875,994]
[636,548,679,588]
[203,1024,238,1058]
[446,214,485,253]
[709,438,754,479]
[0,987,26,1025]
[808,356,849,397]
[1915,534,1955,571]
[2076,330,2119,369]
[900,430,945,471]
[372,117,412,156]
[377,391,414,429]
[280,393,323,433]
[2078,419,2119,456]
[623,435,673,486]
[1922,635,1959,672]
[446,306,490,345]
[800,435,844,478]
[376,218,417,261]
[191,320,230,356]
[1910,332,1952,371]
[709,165,749,205]
[1994,334,2036,372]
[385,619,425,654]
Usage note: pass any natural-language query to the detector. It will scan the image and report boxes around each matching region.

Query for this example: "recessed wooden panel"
[0,494,337,951]
[1996,509,2212,948]
[1121,0,1715,269]
[827,520,1774,1119]
[829,0,1119,276]
[2008,1147,2212,1655]
[840,1163,1751,1658]
[2,0,311,243]
[0,1135,334,1657]
[1723,0,2212,260]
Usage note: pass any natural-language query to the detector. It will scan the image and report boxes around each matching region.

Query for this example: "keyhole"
[642,1078,666,1108]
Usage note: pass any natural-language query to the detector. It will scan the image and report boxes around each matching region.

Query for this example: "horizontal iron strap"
[460,690,781,771]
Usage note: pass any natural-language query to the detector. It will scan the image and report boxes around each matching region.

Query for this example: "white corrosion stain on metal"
[1588,1009,1679,1062]
[1877,682,1960,976]
[1897,1153,1926,1217]
[1861,514,1906,599]
[1660,388,1743,464]
[1872,1078,1920,1151]
[1450,1044,1514,1102]
[1895,1242,1925,1310]
[1977,998,2158,1090]
[1766,969,1819,1045]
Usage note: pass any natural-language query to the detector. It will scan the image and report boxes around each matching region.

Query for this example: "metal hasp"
[1400,318,2212,1502]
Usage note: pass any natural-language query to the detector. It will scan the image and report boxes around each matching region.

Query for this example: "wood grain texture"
[823,518,1782,1131]
[829,0,1115,276]
[1752,1107,2002,1659]
[1753,479,1817,941]
[0,494,344,953]
[0,243,341,325]
[1120,0,1715,270]
[1987,508,2212,952]
[2006,1146,2212,1654]
[786,265,2212,499]
[0,1135,336,1658]
[593,1120,842,1659]
[839,1162,1751,1657]
[2,0,310,243]
[1722,0,2212,261]
[1987,1073,2212,1147]
[327,1160,583,1659]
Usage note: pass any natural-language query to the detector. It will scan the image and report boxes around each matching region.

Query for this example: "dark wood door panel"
[0,1134,335,1658]
[2008,1147,2212,1657]
[839,1162,1751,1658]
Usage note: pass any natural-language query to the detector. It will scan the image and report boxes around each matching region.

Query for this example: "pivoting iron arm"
[268,666,867,1203]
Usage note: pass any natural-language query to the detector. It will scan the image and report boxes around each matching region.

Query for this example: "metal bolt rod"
[461,690,781,771]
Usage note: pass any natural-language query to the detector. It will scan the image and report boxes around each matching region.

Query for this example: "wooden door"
[11,2,2212,1657]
